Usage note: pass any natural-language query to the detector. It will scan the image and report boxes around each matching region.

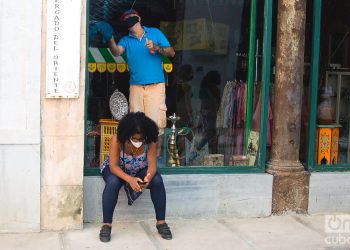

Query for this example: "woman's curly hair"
[117,112,159,144]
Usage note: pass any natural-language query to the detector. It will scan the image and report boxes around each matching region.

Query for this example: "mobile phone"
[138,180,147,185]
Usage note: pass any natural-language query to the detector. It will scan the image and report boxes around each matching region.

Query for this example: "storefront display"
[85,0,269,171]
[315,125,341,165]
[309,0,350,166]
[109,89,128,120]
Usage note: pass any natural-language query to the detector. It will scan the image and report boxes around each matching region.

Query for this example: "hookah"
[167,113,181,167]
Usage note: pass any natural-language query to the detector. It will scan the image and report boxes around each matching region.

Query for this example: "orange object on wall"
[315,125,340,165]
[331,127,339,164]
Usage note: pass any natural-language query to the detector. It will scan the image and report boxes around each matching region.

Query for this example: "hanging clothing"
[251,87,273,147]
[216,81,247,159]
[216,81,233,129]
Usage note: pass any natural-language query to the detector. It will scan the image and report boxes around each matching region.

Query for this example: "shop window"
[85,0,271,173]
[308,0,350,168]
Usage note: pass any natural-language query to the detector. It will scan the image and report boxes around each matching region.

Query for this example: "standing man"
[107,9,175,161]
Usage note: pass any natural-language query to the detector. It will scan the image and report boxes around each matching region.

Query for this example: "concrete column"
[40,0,86,230]
[267,0,309,214]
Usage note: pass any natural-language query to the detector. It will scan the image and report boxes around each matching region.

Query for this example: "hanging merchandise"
[109,88,128,120]
[107,63,117,73]
[89,21,114,44]
[88,47,172,73]
[97,63,107,73]
[89,47,128,73]
[88,63,97,73]
[216,80,246,161]
[162,55,173,73]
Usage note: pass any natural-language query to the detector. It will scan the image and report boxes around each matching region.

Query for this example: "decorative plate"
[109,89,128,120]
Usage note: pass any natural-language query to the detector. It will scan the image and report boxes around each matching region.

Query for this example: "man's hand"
[145,38,159,54]
[145,38,155,50]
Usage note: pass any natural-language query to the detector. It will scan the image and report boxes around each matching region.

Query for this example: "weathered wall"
[0,1,42,232]
[40,0,86,230]
[309,173,350,214]
[83,174,273,222]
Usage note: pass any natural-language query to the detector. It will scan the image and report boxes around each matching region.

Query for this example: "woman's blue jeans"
[101,166,166,223]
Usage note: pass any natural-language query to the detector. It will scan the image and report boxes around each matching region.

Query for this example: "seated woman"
[99,112,172,242]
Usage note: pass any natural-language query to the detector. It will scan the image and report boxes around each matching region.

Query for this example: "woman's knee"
[149,173,164,188]
[105,175,123,189]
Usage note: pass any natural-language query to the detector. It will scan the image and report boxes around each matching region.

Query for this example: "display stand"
[315,124,341,165]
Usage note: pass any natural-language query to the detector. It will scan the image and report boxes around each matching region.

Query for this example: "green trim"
[258,0,273,167]
[85,168,100,176]
[245,0,257,152]
[84,166,265,176]
[84,0,90,176]
[316,124,341,128]
[88,49,95,63]
[308,164,350,172]
[306,0,322,170]
[121,54,127,63]
[88,47,170,65]
[159,167,265,175]
[99,48,115,63]
[161,55,171,64]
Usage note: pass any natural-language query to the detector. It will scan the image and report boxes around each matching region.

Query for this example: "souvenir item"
[109,89,128,120]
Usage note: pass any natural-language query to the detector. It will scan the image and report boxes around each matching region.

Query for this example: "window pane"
[314,0,350,165]
[85,0,266,169]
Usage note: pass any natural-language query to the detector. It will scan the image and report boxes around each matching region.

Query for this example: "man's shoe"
[156,223,172,240]
[99,225,111,242]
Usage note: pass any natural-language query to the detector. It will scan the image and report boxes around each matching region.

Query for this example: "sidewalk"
[1,214,349,250]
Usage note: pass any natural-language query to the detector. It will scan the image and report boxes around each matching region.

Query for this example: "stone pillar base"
[267,159,304,174]
[267,160,310,215]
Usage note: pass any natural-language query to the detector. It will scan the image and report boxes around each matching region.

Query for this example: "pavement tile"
[64,222,155,250]
[222,215,330,250]
[0,231,61,250]
[141,219,254,250]
[2,215,350,250]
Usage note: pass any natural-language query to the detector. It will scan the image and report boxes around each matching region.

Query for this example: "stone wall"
[84,174,273,222]
[40,0,86,230]
[309,173,350,214]
[0,0,42,233]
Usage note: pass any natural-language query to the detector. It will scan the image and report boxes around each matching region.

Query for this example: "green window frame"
[306,0,350,172]
[83,0,274,176]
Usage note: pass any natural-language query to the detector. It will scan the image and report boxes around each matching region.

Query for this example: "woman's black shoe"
[99,225,112,242]
[156,223,172,240]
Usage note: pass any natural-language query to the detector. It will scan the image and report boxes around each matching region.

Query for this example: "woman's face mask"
[123,16,139,29]
[130,138,143,148]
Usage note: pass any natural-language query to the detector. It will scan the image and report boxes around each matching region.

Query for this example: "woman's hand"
[128,177,144,192]
[140,173,151,190]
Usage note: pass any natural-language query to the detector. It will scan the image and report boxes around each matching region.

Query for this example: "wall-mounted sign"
[46,0,81,98]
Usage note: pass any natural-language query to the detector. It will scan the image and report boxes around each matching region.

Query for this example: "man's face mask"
[123,16,139,29]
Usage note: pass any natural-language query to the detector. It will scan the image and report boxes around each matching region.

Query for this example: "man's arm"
[151,28,175,57]
[109,37,125,57]
[154,45,175,58]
